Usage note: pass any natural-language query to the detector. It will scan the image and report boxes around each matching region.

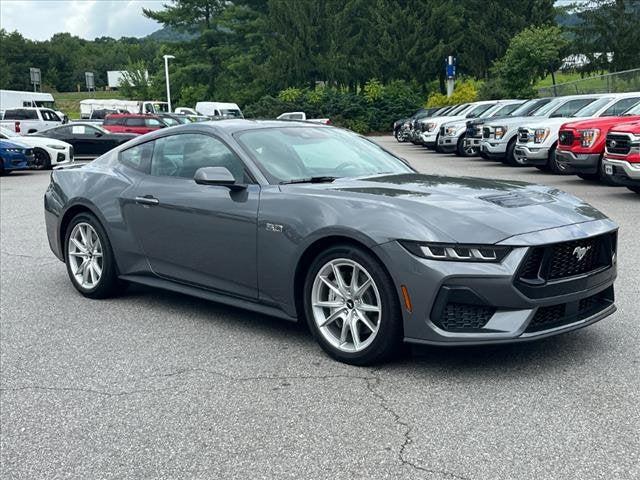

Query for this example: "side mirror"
[194,166,246,191]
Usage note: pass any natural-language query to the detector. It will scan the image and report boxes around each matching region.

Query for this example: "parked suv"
[556,98,640,182]
[602,122,640,194]
[480,95,606,166]
[514,93,640,173]
[438,100,524,156]
[464,98,553,157]
[103,114,167,135]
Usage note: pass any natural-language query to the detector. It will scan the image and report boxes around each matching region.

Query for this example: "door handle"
[135,195,159,206]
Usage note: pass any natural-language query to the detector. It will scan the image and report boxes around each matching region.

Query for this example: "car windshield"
[492,102,524,117]
[623,102,640,115]
[162,117,181,126]
[466,103,495,118]
[236,126,413,184]
[571,97,614,117]
[531,98,566,117]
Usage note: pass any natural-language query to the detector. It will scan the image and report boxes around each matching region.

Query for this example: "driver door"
[124,132,260,299]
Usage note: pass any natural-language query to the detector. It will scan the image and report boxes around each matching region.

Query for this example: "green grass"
[535,71,586,88]
[54,91,124,119]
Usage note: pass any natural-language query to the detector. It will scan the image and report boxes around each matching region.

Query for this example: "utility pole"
[163,55,175,112]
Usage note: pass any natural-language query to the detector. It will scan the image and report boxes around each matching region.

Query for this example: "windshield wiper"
[280,176,339,185]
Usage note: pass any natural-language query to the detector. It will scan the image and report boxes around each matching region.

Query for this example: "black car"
[33,123,136,159]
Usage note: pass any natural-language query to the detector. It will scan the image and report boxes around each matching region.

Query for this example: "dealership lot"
[1,139,638,479]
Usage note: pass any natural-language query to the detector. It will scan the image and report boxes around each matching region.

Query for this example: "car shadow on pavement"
[121,282,608,376]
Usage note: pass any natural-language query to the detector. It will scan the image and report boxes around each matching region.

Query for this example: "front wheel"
[548,145,569,175]
[33,148,52,170]
[64,213,124,299]
[303,245,402,365]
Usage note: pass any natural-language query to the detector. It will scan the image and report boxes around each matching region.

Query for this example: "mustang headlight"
[425,122,437,132]
[534,128,550,144]
[400,241,511,262]
[578,129,599,148]
[494,126,507,140]
[4,148,22,153]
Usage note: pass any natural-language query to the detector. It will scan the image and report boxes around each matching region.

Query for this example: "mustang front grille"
[517,232,616,284]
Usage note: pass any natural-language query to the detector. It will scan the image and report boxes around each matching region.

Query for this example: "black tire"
[577,173,599,181]
[455,135,466,156]
[303,244,403,365]
[535,165,548,172]
[479,151,489,160]
[548,144,569,175]
[627,186,640,194]
[503,138,519,166]
[33,148,52,170]
[434,134,443,153]
[64,212,124,299]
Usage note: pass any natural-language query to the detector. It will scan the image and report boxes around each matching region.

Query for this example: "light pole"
[163,55,175,112]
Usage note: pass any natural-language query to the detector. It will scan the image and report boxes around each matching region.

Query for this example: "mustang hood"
[290,174,609,244]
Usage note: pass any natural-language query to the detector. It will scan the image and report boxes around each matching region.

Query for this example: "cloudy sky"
[0,0,164,40]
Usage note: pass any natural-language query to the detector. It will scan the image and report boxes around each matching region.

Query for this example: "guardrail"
[537,68,640,97]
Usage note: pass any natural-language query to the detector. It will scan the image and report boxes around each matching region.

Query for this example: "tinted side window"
[602,97,640,116]
[125,118,145,127]
[145,118,163,127]
[150,134,249,182]
[120,142,154,173]
[42,110,59,121]
[4,109,37,120]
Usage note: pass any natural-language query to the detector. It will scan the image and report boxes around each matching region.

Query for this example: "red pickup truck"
[556,100,640,182]
[103,114,167,135]
[602,122,640,194]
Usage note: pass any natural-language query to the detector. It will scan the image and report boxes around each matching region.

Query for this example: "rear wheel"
[303,245,402,365]
[33,148,52,170]
[64,213,124,299]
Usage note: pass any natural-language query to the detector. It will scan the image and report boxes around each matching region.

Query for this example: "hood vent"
[480,191,554,208]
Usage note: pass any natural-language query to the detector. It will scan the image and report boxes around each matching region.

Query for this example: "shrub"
[426,80,478,107]
[244,80,424,133]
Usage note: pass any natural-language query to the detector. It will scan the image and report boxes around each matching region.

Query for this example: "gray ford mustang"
[44,120,618,364]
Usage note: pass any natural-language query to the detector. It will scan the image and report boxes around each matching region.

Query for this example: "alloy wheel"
[67,222,103,289]
[311,258,382,353]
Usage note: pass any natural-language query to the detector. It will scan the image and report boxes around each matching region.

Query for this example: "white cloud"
[0,0,165,40]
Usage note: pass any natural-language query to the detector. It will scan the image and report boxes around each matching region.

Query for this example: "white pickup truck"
[277,112,331,124]
[0,107,64,134]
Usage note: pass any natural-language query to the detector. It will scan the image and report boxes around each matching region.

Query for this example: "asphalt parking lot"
[1,137,638,480]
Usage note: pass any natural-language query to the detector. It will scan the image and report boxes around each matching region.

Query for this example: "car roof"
[196,119,321,133]
[106,113,157,118]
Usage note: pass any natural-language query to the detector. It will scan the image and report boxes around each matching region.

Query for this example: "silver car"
[44,120,618,365]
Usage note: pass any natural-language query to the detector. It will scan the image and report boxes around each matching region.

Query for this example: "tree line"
[1,0,639,114]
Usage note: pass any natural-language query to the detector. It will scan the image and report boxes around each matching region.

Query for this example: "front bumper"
[464,137,482,150]
[555,150,600,174]
[420,131,438,148]
[437,134,460,153]
[514,144,550,166]
[602,157,640,186]
[373,219,617,346]
[1,152,33,171]
[480,140,508,159]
